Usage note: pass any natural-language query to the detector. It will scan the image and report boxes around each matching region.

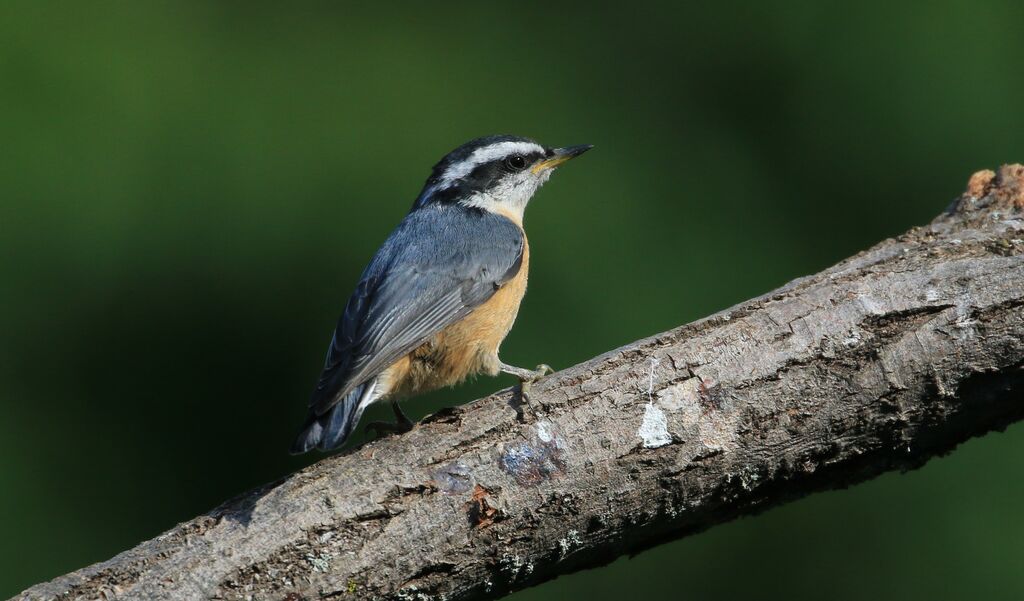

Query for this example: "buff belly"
[379,238,529,400]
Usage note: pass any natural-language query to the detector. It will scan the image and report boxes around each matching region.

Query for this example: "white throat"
[458,168,552,225]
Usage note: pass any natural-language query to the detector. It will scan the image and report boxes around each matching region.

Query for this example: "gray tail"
[290,381,374,454]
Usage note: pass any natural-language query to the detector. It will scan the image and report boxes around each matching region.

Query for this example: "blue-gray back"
[308,204,525,416]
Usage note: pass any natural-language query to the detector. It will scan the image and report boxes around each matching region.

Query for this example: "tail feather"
[290,379,378,454]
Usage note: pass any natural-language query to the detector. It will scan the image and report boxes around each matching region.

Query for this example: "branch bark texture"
[17,165,1024,601]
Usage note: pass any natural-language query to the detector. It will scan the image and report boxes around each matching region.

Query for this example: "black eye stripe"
[415,136,547,208]
[427,149,546,202]
[444,150,544,179]
[501,150,544,173]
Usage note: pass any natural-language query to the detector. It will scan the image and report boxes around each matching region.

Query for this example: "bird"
[291,135,592,453]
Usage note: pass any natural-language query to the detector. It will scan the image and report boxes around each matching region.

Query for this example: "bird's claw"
[364,419,414,439]
[520,367,549,401]
[499,361,554,420]
[532,364,554,378]
[513,364,554,406]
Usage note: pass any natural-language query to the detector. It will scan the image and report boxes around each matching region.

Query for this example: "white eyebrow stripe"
[437,141,544,189]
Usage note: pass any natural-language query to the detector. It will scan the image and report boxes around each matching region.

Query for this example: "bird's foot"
[517,364,553,403]
[500,363,553,418]
[364,418,414,439]
[500,363,553,384]
[365,400,415,439]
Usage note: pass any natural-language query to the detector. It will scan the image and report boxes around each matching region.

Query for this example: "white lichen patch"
[557,529,582,559]
[638,402,672,448]
[737,466,761,491]
[305,551,335,573]
[397,585,445,601]
[535,420,553,443]
[499,554,534,581]
[637,357,673,448]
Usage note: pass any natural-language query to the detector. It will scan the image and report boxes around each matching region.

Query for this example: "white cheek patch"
[437,141,544,190]
[459,170,544,223]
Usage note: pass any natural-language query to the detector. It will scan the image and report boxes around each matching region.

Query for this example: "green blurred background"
[2,1,1023,599]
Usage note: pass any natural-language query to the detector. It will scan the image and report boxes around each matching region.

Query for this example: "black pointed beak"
[533,144,594,173]
[554,144,594,159]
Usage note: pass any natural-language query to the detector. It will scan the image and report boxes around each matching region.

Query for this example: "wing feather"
[308,206,524,417]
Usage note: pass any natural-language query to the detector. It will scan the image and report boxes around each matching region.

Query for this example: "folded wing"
[308,206,525,418]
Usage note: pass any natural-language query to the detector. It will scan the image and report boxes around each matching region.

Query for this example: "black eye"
[505,154,528,171]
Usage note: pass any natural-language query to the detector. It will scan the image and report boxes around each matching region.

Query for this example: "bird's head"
[414,135,592,222]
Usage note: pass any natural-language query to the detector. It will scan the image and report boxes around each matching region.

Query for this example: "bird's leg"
[391,398,414,428]
[500,362,553,405]
[365,399,415,438]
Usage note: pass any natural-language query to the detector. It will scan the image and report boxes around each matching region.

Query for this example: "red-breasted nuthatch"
[292,135,592,453]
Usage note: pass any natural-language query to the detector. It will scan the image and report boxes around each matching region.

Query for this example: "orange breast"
[383,235,530,399]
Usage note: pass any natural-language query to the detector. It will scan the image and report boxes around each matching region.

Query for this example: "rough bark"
[16,165,1024,601]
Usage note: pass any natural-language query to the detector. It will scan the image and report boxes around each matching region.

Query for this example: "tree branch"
[16,165,1024,601]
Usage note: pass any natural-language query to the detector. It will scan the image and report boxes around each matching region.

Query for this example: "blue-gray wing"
[309,206,524,417]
